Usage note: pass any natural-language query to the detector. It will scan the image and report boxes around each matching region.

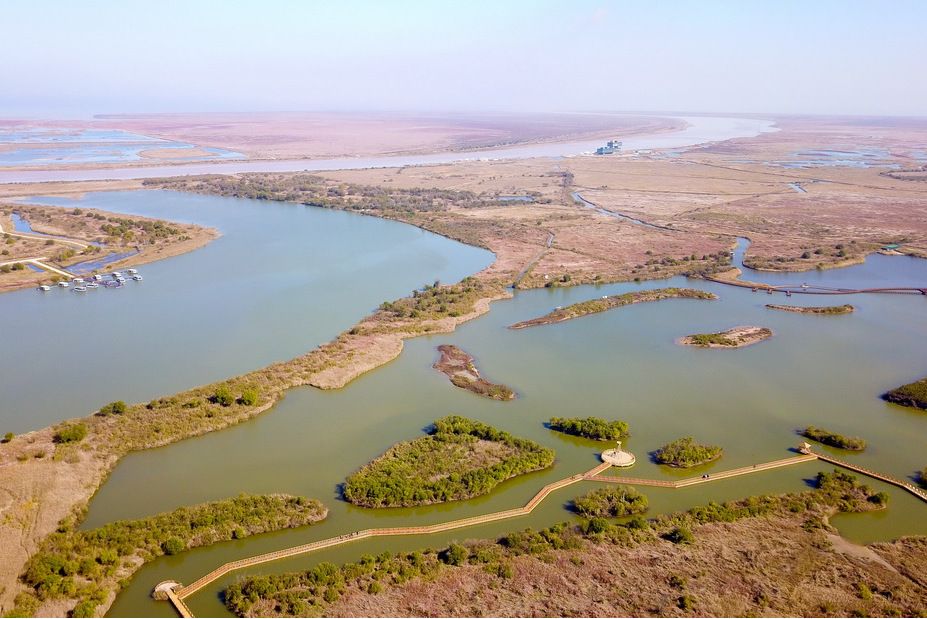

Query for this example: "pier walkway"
[159,450,926,617]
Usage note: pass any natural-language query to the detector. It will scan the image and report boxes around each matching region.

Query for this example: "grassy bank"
[508,288,716,330]
[11,495,327,618]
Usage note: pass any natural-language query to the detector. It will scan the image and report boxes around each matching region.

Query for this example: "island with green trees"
[12,494,327,618]
[766,303,854,315]
[548,416,629,441]
[882,375,927,410]
[678,326,772,348]
[433,344,515,400]
[343,416,555,508]
[653,437,723,468]
[508,288,716,329]
[572,486,648,518]
[801,426,867,451]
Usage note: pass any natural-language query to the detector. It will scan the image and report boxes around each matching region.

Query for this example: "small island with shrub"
[766,303,854,315]
[548,416,629,441]
[509,288,716,329]
[572,485,648,518]
[433,344,515,400]
[343,416,555,508]
[653,436,723,468]
[882,375,927,410]
[801,425,867,451]
[679,326,772,348]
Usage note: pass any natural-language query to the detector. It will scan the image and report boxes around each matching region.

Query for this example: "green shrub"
[161,537,185,555]
[573,486,648,518]
[548,416,629,441]
[214,385,235,407]
[2,431,13,443]
[98,401,127,416]
[665,526,695,544]
[801,426,866,451]
[653,437,722,468]
[441,543,469,566]
[239,388,259,406]
[53,423,87,444]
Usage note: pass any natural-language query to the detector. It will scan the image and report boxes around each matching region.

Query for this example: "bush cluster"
[572,486,648,518]
[801,426,867,451]
[653,436,723,468]
[343,416,554,507]
[549,416,629,441]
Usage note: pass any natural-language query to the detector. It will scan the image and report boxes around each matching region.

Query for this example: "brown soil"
[324,515,927,618]
[433,344,515,400]
[679,326,773,348]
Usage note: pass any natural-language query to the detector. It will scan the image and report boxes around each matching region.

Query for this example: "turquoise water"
[0,191,493,433]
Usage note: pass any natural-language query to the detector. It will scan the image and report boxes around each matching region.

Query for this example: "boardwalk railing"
[161,452,926,618]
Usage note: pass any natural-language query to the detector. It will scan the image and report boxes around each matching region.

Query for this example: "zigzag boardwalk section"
[585,454,818,488]
[813,451,927,503]
[161,452,927,617]
[170,461,612,607]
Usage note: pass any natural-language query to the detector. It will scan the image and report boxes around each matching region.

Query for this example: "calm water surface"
[94,246,927,617]
[0,116,776,183]
[0,190,492,432]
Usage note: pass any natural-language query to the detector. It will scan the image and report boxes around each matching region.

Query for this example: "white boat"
[57,281,69,288]
[37,285,51,292]
[72,277,85,284]
[73,286,88,292]
[92,274,103,281]
[115,276,126,283]
[111,271,122,279]
[86,282,99,289]
[131,274,143,281]
[127,268,138,274]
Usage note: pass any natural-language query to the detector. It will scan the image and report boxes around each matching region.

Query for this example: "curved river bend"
[0,190,492,432]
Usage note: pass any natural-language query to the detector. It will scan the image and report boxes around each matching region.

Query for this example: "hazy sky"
[3,0,925,117]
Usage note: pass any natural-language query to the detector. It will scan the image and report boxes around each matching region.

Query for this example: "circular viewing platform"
[601,447,636,467]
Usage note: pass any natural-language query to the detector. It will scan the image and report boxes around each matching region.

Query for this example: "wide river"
[1,115,925,617]
[0,115,775,183]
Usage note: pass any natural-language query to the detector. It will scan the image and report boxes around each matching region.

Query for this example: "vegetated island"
[801,425,867,451]
[508,288,716,329]
[766,303,854,315]
[548,416,629,441]
[433,344,515,400]
[572,486,648,518]
[12,494,327,618]
[342,416,554,508]
[882,375,927,410]
[223,471,907,618]
[653,436,723,468]
[678,326,772,348]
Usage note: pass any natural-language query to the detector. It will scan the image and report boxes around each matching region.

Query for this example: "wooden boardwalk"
[160,450,926,617]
